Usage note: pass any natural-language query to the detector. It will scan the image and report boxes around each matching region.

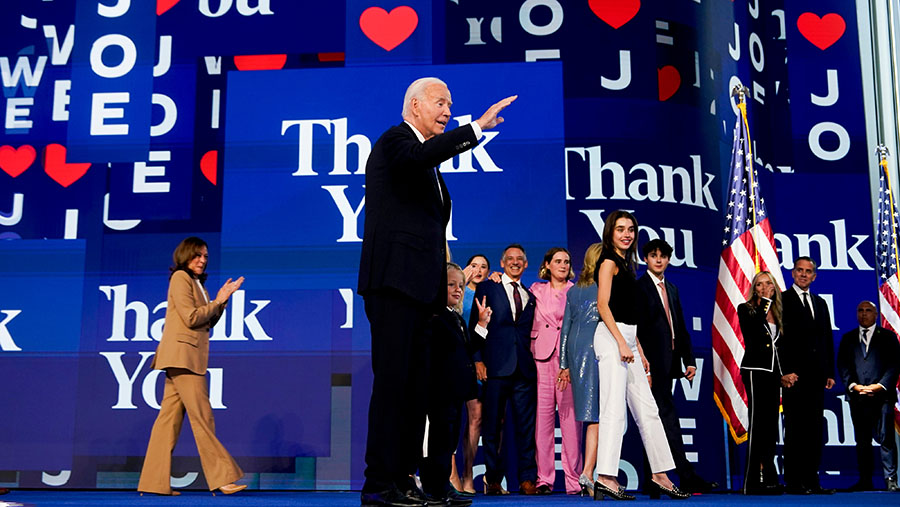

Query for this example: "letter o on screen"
[519,0,563,36]
[90,34,137,78]
[808,122,850,161]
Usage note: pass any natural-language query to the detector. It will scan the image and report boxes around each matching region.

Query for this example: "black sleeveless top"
[593,249,639,325]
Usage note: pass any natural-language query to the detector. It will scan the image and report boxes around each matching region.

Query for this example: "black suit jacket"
[738,301,782,374]
[430,308,479,402]
[470,279,537,379]
[837,325,900,403]
[357,122,478,304]
[780,288,835,380]
[636,273,696,379]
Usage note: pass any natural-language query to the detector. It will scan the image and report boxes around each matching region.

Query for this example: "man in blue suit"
[470,244,538,495]
[837,301,900,492]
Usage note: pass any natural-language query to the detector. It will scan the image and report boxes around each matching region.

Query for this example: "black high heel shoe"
[593,481,635,501]
[647,480,690,500]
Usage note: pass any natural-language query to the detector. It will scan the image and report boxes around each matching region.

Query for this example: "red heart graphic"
[797,12,845,50]
[234,54,288,71]
[359,6,418,51]
[658,66,680,101]
[589,0,640,29]
[200,150,217,185]
[43,144,91,188]
[0,144,36,178]
[157,0,179,15]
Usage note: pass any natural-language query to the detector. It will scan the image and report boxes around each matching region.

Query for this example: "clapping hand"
[215,276,245,305]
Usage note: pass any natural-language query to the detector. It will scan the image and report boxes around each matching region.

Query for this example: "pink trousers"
[535,347,583,493]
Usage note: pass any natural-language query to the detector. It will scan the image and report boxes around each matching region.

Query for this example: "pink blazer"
[529,280,573,361]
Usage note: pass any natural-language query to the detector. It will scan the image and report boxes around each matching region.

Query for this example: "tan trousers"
[137,368,243,493]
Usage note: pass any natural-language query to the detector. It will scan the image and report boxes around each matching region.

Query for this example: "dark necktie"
[454,312,467,342]
[861,328,868,356]
[802,292,814,319]
[432,167,443,204]
[510,281,523,322]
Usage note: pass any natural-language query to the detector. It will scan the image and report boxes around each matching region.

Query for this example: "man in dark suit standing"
[837,301,900,492]
[636,239,716,493]
[470,244,539,495]
[358,77,515,507]
[779,256,836,495]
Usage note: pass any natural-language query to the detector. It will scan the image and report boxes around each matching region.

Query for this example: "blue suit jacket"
[837,325,900,403]
[469,279,537,379]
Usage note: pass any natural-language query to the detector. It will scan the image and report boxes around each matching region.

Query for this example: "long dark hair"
[600,210,638,273]
[170,236,208,283]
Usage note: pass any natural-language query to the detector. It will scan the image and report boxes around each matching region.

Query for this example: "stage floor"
[0,490,895,506]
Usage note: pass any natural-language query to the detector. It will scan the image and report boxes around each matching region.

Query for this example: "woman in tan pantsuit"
[138,237,247,496]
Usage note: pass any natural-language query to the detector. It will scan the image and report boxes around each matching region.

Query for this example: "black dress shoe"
[361,488,427,507]
[809,486,835,495]
[536,484,552,495]
[744,483,783,495]
[443,490,473,507]
[785,485,813,495]
[422,494,450,507]
[847,481,873,492]
[679,477,718,494]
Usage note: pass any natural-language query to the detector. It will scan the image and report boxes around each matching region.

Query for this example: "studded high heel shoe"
[646,480,690,500]
[593,481,635,501]
[579,474,594,497]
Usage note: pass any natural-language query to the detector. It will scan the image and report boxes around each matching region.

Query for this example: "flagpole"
[733,85,761,271]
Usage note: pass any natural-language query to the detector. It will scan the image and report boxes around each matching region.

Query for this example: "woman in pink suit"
[530,247,581,494]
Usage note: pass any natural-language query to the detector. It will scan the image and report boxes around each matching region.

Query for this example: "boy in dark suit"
[636,239,716,493]
[420,263,491,506]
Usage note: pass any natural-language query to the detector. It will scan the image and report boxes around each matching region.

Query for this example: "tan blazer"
[151,270,225,375]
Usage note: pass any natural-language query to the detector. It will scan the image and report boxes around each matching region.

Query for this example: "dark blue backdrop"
[0,0,883,492]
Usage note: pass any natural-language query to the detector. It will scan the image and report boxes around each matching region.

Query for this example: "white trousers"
[593,322,675,476]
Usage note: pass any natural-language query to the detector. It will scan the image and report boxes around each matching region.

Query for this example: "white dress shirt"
[500,273,529,317]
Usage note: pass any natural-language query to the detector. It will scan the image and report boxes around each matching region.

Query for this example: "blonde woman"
[738,271,785,495]
[559,242,602,496]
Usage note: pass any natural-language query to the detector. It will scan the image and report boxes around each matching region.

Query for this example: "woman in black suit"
[738,271,785,495]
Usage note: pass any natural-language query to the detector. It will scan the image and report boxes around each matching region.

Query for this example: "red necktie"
[510,282,523,321]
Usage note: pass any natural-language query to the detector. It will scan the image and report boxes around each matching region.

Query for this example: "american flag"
[873,149,900,432]
[711,98,786,443]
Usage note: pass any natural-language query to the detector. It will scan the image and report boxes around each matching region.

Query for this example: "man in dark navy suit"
[470,244,539,495]
[837,301,900,492]
[636,239,716,493]
[358,78,515,507]
[779,256,836,495]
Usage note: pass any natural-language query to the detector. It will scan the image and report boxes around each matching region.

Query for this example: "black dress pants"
[781,374,826,488]
[362,290,430,493]
[420,397,463,497]
[741,369,781,493]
